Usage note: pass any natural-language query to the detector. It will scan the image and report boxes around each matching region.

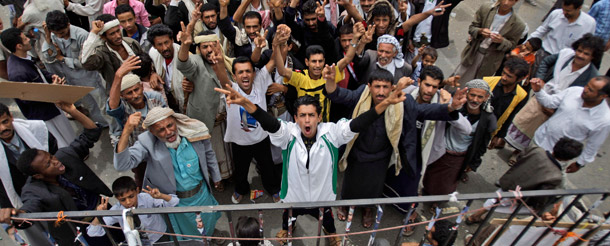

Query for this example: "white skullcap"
[120,74,141,92]
[142,107,211,142]
[99,19,120,35]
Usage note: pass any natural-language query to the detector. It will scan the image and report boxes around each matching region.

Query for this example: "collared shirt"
[42,25,104,88]
[588,0,610,42]
[86,193,179,243]
[377,60,397,76]
[103,0,151,27]
[169,137,203,191]
[534,87,610,165]
[57,175,99,211]
[530,9,597,54]
[544,48,589,94]
[1,133,25,159]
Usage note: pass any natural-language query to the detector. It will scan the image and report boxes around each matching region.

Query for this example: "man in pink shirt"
[103,0,151,27]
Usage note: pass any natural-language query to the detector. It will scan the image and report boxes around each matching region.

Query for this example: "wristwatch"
[350,41,358,48]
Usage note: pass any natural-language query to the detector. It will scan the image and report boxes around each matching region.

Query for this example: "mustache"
[1,129,11,135]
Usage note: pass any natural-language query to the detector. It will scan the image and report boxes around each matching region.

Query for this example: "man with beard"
[453,0,525,84]
[81,14,156,94]
[326,66,468,229]
[356,34,413,85]
[274,24,362,122]
[219,0,267,60]
[148,24,187,113]
[483,58,529,150]
[193,3,233,56]
[177,20,233,138]
[0,103,57,246]
[452,80,497,183]
[530,76,610,173]
[114,107,222,239]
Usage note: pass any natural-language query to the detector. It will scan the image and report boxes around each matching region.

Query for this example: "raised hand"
[182,78,194,93]
[96,196,110,211]
[444,75,461,87]
[429,1,451,16]
[91,20,104,34]
[125,112,142,130]
[191,2,203,20]
[255,29,269,49]
[267,83,287,95]
[323,63,336,82]
[397,76,415,88]
[273,24,291,46]
[219,0,230,7]
[51,74,66,85]
[149,72,165,91]
[439,88,451,104]
[177,21,194,45]
[142,185,163,199]
[268,0,283,8]
[450,87,468,111]
[384,84,407,105]
[353,22,365,39]
[214,85,249,107]
[361,24,375,44]
[337,0,352,7]
[115,56,141,78]
[316,0,327,19]
[210,40,224,65]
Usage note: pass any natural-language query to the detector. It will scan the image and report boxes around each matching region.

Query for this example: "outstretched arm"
[214,85,281,133]
[272,24,293,79]
[402,1,451,31]
[337,21,365,71]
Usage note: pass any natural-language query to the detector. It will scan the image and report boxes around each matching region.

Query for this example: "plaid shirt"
[589,0,610,42]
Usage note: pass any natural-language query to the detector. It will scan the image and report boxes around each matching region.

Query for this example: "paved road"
[0,0,609,244]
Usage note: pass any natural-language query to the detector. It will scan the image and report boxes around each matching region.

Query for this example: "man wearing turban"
[114,107,222,238]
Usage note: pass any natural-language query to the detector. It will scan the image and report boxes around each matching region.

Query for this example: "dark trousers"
[282,208,336,233]
[232,137,280,196]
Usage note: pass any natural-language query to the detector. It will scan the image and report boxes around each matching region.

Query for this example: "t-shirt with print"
[284,66,345,122]
[224,66,273,145]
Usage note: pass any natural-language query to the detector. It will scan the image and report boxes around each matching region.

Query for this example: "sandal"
[337,206,347,221]
[465,214,483,225]
[402,219,416,237]
[276,229,288,245]
[362,207,375,228]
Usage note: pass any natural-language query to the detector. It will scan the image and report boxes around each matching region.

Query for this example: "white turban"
[142,107,211,142]
[100,19,120,35]
[377,34,405,68]
[120,74,141,92]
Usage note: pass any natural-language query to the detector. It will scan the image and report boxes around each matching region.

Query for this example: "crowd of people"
[0,0,608,244]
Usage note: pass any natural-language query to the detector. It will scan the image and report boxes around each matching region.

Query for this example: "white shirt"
[413,0,436,42]
[480,11,512,49]
[543,48,590,94]
[534,87,610,165]
[86,193,179,243]
[224,66,272,145]
[530,9,597,54]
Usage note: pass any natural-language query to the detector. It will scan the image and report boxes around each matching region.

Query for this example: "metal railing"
[13,188,610,246]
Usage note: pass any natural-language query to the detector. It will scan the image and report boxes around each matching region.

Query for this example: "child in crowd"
[509,38,542,65]
[411,46,461,87]
[87,176,179,243]
[227,216,272,246]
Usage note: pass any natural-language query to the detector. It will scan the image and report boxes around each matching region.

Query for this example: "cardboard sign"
[0,81,94,104]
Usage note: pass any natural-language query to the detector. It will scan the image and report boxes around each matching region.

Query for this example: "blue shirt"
[169,137,203,191]
[589,0,610,42]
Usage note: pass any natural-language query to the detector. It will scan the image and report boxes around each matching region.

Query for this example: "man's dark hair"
[232,56,254,74]
[504,58,530,79]
[45,11,70,31]
[235,216,262,246]
[200,3,219,13]
[243,11,262,25]
[421,46,438,60]
[294,95,322,115]
[112,176,138,197]
[16,149,40,176]
[432,220,457,245]
[370,3,393,19]
[133,52,154,78]
[305,45,325,60]
[115,4,135,17]
[571,33,605,64]
[339,23,353,36]
[96,14,117,23]
[367,68,394,84]
[420,65,444,82]
[553,137,584,161]
[1,28,24,53]
[302,0,318,15]
[593,76,610,95]
[147,24,174,44]
[0,103,9,118]
[527,37,542,52]
[563,0,584,9]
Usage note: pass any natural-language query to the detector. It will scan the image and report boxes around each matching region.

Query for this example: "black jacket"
[19,126,111,246]
[460,109,497,173]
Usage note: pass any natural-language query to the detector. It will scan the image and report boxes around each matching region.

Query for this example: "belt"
[176,180,204,198]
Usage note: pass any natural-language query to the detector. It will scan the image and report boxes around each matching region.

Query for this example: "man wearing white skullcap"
[81,14,146,94]
[114,106,222,239]
[355,34,413,85]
